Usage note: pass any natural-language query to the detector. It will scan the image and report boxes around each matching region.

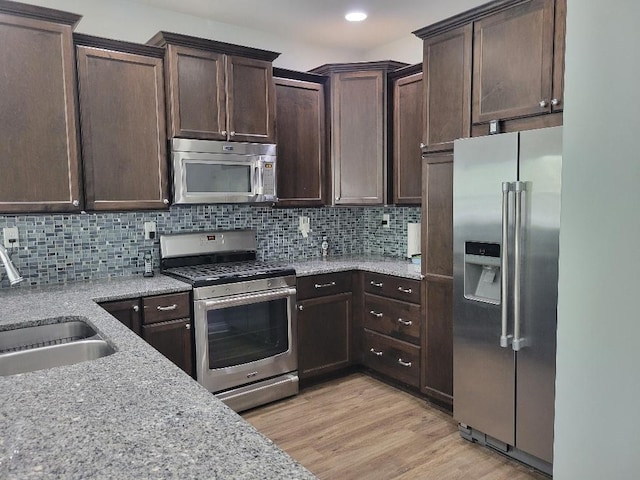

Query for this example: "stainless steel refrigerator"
[453,125,561,476]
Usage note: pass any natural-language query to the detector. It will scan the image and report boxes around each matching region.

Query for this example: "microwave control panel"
[262,162,275,196]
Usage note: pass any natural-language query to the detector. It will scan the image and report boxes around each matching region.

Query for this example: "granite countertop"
[288,255,423,280]
[0,275,315,480]
[0,255,418,479]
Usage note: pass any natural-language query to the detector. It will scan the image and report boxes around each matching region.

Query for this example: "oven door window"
[207,297,288,369]
[185,161,252,194]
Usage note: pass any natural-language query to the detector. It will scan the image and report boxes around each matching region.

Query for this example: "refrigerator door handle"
[512,181,527,351]
[500,182,513,348]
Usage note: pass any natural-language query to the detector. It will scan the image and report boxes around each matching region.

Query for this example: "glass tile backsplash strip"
[0,205,419,288]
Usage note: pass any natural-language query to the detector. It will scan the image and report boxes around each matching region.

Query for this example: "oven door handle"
[197,286,297,310]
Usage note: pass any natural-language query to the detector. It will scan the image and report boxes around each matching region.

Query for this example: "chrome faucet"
[0,244,23,285]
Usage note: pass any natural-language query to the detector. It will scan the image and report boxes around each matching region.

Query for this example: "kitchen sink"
[0,319,115,376]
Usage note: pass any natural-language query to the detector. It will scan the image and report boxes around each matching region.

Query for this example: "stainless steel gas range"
[160,230,298,412]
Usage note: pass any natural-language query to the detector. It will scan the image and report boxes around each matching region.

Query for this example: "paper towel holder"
[407,223,421,259]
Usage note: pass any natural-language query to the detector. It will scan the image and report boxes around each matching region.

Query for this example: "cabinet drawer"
[363,273,420,304]
[297,272,352,300]
[143,292,191,324]
[362,329,420,388]
[363,293,421,343]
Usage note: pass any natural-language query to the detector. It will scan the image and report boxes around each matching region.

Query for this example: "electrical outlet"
[299,216,311,238]
[382,214,390,229]
[144,222,157,240]
[3,227,19,248]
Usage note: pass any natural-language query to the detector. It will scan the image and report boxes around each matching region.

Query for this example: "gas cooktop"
[163,260,295,287]
[159,230,295,288]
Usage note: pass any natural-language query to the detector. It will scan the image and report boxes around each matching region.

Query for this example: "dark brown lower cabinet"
[421,277,453,406]
[100,291,193,377]
[142,319,193,377]
[363,329,420,388]
[297,292,352,380]
[99,298,142,336]
[360,273,422,389]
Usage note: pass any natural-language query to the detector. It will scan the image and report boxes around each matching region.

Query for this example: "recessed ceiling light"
[345,11,367,22]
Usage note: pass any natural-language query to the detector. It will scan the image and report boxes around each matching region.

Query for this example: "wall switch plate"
[382,214,390,229]
[3,227,19,248]
[144,222,157,240]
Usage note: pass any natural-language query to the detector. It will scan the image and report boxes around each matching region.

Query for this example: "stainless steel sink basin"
[0,319,115,376]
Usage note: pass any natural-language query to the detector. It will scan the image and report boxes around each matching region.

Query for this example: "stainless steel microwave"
[171,139,277,204]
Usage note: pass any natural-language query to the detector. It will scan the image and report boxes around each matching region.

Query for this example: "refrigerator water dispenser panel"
[464,242,501,304]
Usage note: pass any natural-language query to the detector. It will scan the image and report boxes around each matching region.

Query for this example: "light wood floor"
[242,373,549,480]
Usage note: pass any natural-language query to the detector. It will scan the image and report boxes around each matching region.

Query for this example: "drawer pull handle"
[369,310,384,318]
[398,358,412,368]
[314,281,336,289]
[370,281,383,288]
[156,304,178,311]
[369,348,383,357]
[397,286,413,294]
[397,318,412,327]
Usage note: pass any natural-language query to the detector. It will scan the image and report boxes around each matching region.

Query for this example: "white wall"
[19,0,358,70]
[554,1,640,478]
[364,34,422,65]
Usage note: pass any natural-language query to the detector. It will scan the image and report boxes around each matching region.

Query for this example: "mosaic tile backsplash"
[0,205,420,288]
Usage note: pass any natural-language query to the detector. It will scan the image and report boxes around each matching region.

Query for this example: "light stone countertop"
[0,256,419,479]
[288,255,423,280]
[0,275,315,480]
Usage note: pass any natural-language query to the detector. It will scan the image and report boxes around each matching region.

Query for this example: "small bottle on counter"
[321,236,329,258]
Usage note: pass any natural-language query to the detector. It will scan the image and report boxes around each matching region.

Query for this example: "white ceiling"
[129,0,488,52]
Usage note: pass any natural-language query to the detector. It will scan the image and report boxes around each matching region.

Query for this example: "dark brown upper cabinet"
[0,2,82,213]
[420,25,472,153]
[75,35,169,211]
[310,61,406,206]
[389,64,423,205]
[414,0,566,138]
[273,69,327,207]
[148,32,279,144]
[552,0,566,113]
[473,0,556,124]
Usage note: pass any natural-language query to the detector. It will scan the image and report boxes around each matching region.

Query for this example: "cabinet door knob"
[72,200,79,207]
[539,100,548,108]
[335,196,340,201]
[185,323,191,330]
[419,143,426,149]
[163,198,169,205]
[297,305,304,311]
[132,305,139,312]
[221,130,227,136]
[230,131,236,137]
[551,98,560,106]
